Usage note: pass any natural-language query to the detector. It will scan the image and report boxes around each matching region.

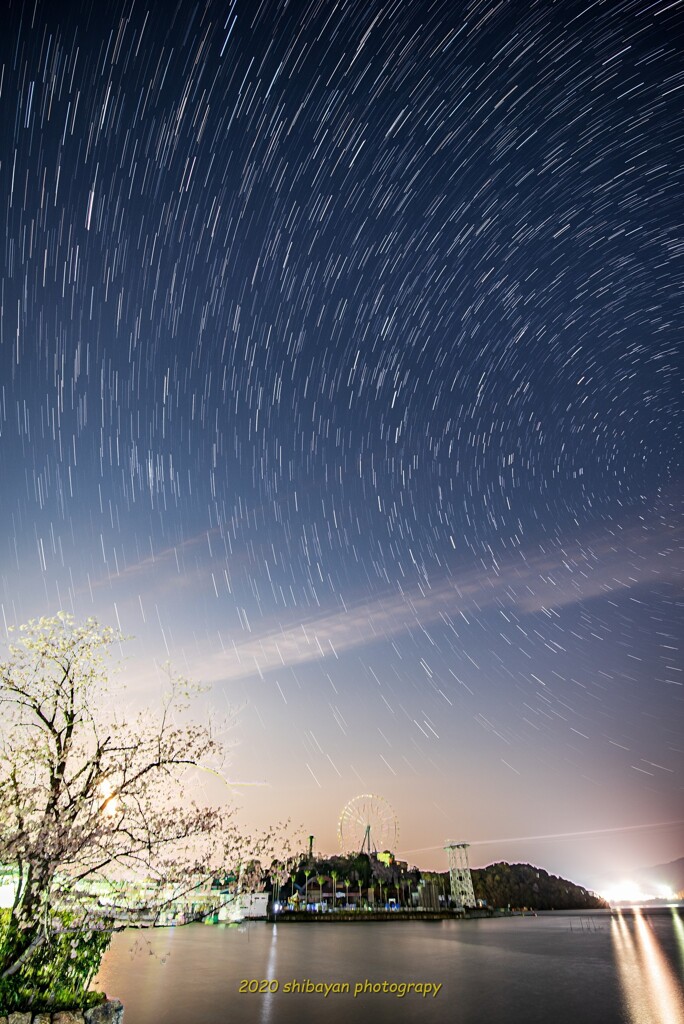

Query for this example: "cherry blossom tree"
[0,613,288,1010]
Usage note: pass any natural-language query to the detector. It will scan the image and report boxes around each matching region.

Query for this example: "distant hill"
[634,856,684,896]
[469,862,609,911]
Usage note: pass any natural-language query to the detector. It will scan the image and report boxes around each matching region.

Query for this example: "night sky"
[1,0,682,894]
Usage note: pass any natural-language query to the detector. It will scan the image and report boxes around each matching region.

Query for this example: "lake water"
[94,908,684,1024]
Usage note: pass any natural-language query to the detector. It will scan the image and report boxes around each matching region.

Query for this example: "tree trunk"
[0,866,51,981]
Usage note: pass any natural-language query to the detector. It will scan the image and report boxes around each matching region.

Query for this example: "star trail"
[1,0,682,889]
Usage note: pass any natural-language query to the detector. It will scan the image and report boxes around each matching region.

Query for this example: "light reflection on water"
[261,924,278,1024]
[612,912,652,1024]
[672,909,684,972]
[94,910,684,1024]
[611,909,684,1024]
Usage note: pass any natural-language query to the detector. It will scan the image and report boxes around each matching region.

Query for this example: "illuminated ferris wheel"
[338,794,399,855]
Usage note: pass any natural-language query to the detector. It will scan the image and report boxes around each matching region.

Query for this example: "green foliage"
[469,862,609,911]
[0,909,110,1014]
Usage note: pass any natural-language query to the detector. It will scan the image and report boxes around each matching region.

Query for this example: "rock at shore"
[0,1003,125,1024]
[84,1001,124,1024]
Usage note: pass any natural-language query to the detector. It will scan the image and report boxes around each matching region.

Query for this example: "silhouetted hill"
[470,862,608,910]
[635,856,684,895]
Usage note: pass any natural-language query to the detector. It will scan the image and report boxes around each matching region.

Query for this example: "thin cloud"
[190,521,682,685]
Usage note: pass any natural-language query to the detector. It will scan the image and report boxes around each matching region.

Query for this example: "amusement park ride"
[338,794,399,855]
[337,793,476,909]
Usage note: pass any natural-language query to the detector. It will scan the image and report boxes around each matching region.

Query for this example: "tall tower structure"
[444,841,476,909]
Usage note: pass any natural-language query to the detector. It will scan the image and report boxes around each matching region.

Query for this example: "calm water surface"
[94,909,684,1024]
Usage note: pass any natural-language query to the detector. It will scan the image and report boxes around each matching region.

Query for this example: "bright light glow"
[98,778,121,817]
[604,880,652,904]
[604,879,679,905]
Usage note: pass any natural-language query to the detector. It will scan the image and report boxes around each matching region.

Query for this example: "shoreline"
[267,908,507,923]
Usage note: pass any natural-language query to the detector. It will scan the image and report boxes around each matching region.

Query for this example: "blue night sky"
[1,0,682,893]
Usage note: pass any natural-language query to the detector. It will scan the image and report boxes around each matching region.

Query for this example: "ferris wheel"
[338,794,399,855]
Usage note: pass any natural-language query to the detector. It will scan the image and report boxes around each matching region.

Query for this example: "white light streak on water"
[612,910,653,1024]
[672,909,684,974]
[633,908,684,1024]
[612,909,684,1024]
[261,924,278,1024]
